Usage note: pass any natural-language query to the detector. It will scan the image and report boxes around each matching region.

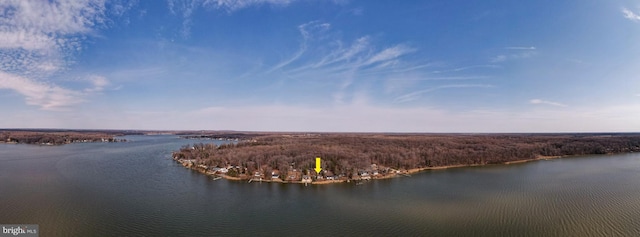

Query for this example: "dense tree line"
[0,131,125,145]
[173,133,640,179]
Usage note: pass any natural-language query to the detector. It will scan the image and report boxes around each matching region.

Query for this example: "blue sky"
[1,0,640,132]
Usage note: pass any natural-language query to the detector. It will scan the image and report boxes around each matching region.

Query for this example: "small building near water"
[271,170,280,180]
[302,175,312,183]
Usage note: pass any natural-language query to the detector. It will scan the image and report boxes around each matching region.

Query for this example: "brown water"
[1,135,640,236]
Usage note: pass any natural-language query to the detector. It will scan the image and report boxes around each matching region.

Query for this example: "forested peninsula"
[0,130,129,145]
[173,133,640,184]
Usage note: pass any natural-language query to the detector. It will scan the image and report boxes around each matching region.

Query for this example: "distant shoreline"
[0,130,127,145]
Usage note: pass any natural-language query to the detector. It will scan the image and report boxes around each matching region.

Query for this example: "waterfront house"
[302,175,312,183]
[287,169,302,181]
[360,172,371,180]
[324,170,335,177]
[271,170,280,180]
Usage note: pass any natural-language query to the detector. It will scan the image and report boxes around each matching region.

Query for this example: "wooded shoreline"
[0,130,130,145]
[173,133,640,184]
[176,154,569,185]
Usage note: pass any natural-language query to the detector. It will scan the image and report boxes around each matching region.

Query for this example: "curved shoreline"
[174,154,575,185]
[172,133,640,185]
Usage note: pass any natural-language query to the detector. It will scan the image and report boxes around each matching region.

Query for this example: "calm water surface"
[1,135,640,236]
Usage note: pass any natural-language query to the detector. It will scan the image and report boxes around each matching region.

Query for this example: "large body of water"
[1,135,640,236]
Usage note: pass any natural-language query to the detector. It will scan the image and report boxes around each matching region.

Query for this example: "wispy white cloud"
[167,0,200,38]
[168,0,297,38]
[261,20,494,106]
[84,75,110,92]
[394,84,494,103]
[0,71,83,111]
[279,22,417,75]
[505,46,536,50]
[431,64,499,73]
[269,21,420,75]
[0,0,107,36]
[490,55,507,63]
[396,76,490,81]
[268,46,307,73]
[203,0,293,12]
[297,20,331,40]
[267,21,430,104]
[267,21,330,72]
[0,0,106,74]
[383,74,489,95]
[309,36,371,69]
[362,44,415,66]
[529,99,567,107]
[622,8,640,22]
[489,50,537,63]
[0,0,122,110]
[109,67,167,81]
[490,46,537,63]
[350,7,364,16]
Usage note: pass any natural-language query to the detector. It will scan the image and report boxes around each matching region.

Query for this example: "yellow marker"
[315,157,322,173]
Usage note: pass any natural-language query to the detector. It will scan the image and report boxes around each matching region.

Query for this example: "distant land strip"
[0,130,132,145]
[172,132,640,184]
